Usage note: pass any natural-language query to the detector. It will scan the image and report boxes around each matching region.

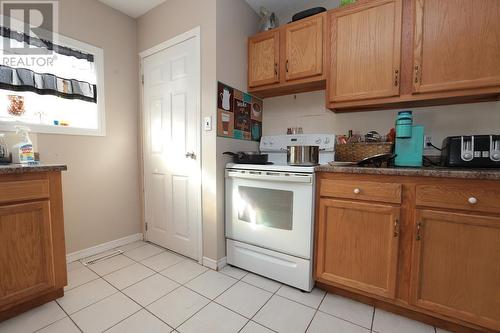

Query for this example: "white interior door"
[142,30,201,261]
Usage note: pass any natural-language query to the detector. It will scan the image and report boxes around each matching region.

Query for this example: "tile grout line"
[59,289,121,318]
[238,279,284,333]
[69,246,383,333]
[93,244,196,332]
[303,291,328,333]
[71,248,371,333]
[370,306,376,332]
[172,271,243,331]
[316,308,375,331]
[40,301,84,333]
[55,302,84,333]
[170,266,264,331]
[102,288,175,333]
[60,243,202,332]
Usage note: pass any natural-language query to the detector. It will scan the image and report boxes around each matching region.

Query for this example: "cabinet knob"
[468,197,478,205]
[353,188,361,194]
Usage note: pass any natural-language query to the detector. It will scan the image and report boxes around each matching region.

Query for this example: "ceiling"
[98,0,168,18]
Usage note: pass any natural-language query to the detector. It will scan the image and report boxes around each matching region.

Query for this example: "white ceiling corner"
[98,0,168,18]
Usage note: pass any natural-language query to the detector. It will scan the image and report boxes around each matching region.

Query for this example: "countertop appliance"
[441,135,500,168]
[225,134,335,291]
[394,111,424,167]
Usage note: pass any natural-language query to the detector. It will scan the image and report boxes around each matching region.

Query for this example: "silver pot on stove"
[285,145,320,166]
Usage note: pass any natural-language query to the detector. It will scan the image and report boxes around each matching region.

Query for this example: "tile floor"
[0,241,453,333]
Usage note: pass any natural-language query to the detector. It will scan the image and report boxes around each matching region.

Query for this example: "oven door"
[225,168,314,259]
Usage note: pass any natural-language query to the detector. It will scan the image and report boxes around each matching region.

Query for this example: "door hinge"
[141,74,144,85]
[145,222,148,231]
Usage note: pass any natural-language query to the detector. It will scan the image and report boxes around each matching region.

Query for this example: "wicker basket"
[335,142,394,162]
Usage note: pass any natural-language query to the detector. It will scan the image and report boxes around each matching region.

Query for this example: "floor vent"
[81,250,124,266]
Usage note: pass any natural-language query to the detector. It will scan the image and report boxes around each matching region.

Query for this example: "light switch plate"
[204,116,212,131]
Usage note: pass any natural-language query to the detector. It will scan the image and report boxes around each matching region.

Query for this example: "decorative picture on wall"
[217,82,262,142]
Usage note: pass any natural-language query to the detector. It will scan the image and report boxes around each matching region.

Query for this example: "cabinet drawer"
[416,184,500,214]
[320,179,402,204]
[0,180,50,204]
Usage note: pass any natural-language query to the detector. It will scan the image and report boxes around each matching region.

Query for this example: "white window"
[0,20,105,136]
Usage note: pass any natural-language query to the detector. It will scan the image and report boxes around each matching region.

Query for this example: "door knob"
[468,197,478,205]
[353,188,361,194]
[185,152,196,159]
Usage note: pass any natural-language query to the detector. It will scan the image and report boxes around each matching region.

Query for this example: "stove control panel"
[260,134,336,152]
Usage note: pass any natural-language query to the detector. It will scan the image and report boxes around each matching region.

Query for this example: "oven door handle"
[226,170,313,183]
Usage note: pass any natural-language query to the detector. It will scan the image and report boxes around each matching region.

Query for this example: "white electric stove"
[225,134,335,291]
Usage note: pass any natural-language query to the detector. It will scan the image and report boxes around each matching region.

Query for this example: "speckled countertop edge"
[0,164,67,175]
[315,165,500,180]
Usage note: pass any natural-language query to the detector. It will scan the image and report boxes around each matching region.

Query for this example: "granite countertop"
[315,165,500,180]
[0,163,67,175]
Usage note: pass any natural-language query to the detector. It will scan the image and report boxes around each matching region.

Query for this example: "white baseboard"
[218,257,227,269]
[202,256,227,270]
[66,233,144,263]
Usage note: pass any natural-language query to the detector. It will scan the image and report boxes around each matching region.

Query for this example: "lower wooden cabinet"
[316,199,400,298]
[410,209,500,331]
[0,201,55,306]
[0,171,67,321]
[315,173,500,332]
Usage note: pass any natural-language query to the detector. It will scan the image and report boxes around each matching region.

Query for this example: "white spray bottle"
[12,126,35,165]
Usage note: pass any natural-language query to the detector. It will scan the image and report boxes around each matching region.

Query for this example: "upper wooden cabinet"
[410,209,500,331]
[328,0,402,103]
[248,13,326,98]
[316,198,400,299]
[248,30,280,88]
[284,15,324,82]
[413,0,500,95]
[324,0,500,111]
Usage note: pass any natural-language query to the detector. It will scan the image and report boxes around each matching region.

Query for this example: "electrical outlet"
[424,135,432,149]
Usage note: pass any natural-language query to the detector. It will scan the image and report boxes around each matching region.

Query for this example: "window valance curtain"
[0,26,97,103]
[0,64,96,102]
[0,26,94,62]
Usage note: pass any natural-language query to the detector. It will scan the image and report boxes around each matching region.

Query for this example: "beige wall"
[263,91,500,155]
[36,0,141,253]
[137,0,219,261]
[216,0,260,259]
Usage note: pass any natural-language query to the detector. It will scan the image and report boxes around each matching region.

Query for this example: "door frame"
[139,26,203,264]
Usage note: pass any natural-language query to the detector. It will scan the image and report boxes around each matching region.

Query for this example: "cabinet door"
[0,201,55,307]
[248,30,280,87]
[413,0,500,94]
[410,210,500,331]
[316,199,400,298]
[284,15,323,81]
[328,0,402,103]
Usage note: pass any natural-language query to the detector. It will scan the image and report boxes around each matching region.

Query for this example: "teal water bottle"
[395,111,413,138]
